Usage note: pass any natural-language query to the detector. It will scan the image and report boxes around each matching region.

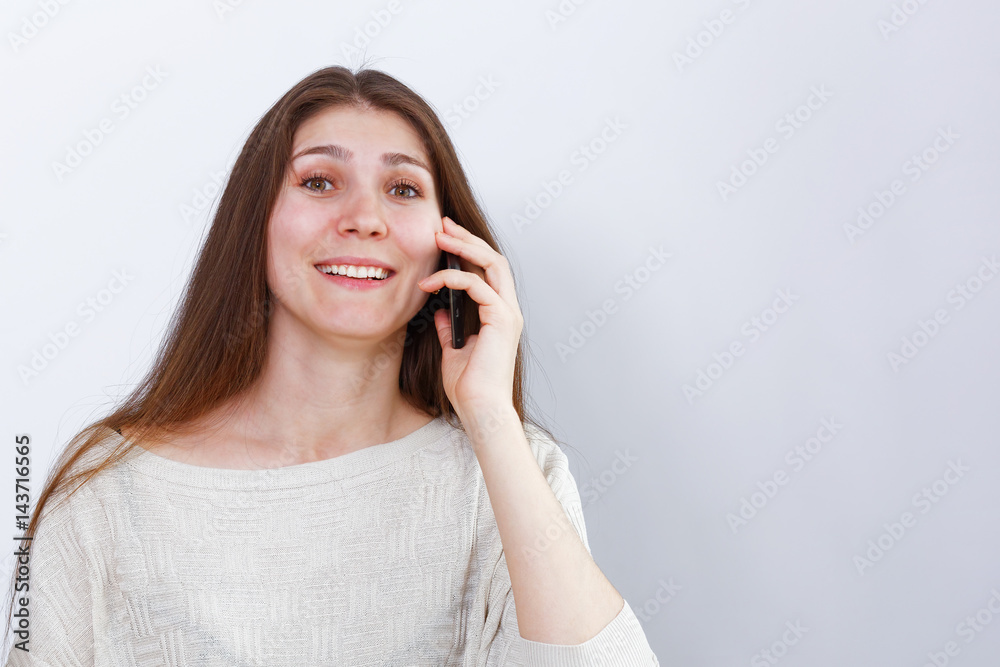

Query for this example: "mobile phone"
[444,251,465,349]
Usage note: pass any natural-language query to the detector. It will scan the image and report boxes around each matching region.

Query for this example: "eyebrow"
[290,144,433,176]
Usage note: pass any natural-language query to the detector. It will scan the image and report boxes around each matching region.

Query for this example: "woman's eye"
[302,176,332,192]
[299,174,421,197]
[391,180,422,198]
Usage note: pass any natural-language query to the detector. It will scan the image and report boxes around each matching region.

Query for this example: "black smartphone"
[443,251,465,349]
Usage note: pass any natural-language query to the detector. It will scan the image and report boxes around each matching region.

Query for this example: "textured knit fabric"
[4,416,658,666]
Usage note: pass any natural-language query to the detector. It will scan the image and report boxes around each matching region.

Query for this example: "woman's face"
[266,106,443,344]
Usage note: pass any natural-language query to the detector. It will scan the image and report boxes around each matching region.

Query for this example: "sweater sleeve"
[480,424,660,666]
[4,483,101,667]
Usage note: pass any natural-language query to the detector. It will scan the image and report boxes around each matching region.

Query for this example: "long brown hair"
[3,63,571,645]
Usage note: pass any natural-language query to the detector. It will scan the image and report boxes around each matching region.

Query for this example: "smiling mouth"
[314,264,394,281]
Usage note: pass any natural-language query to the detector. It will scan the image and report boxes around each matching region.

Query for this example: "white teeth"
[317,264,389,280]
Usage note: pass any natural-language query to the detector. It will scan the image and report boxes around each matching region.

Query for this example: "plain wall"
[2,0,999,664]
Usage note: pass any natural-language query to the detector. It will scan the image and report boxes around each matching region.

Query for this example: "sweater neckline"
[111,416,455,489]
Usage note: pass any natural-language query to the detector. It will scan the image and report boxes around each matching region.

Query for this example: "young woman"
[3,65,658,666]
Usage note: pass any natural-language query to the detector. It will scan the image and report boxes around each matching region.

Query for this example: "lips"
[315,265,396,289]
[313,256,395,273]
[315,265,389,280]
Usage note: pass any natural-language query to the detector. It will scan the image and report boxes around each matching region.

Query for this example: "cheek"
[266,197,317,292]
[269,193,324,253]
[270,194,308,236]
[397,225,441,273]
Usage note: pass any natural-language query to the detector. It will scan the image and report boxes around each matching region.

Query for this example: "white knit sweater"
[4,417,658,666]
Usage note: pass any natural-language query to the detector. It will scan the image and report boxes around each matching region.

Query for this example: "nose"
[336,187,388,238]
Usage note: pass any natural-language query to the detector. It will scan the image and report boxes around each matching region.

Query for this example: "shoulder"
[31,463,109,571]
[33,426,142,545]
[41,428,122,522]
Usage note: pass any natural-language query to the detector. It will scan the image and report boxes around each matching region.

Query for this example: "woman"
[3,65,658,665]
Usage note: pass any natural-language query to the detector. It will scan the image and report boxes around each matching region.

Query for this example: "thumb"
[433,307,453,352]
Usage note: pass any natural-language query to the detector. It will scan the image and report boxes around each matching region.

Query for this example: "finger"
[420,269,515,324]
[435,230,519,309]
[439,217,492,277]
[442,216,493,251]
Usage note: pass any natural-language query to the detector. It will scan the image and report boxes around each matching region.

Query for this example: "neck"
[215,316,432,462]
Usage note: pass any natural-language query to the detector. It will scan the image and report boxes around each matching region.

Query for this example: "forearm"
[463,405,624,645]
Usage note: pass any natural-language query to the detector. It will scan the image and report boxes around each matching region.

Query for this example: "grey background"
[3,0,999,664]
